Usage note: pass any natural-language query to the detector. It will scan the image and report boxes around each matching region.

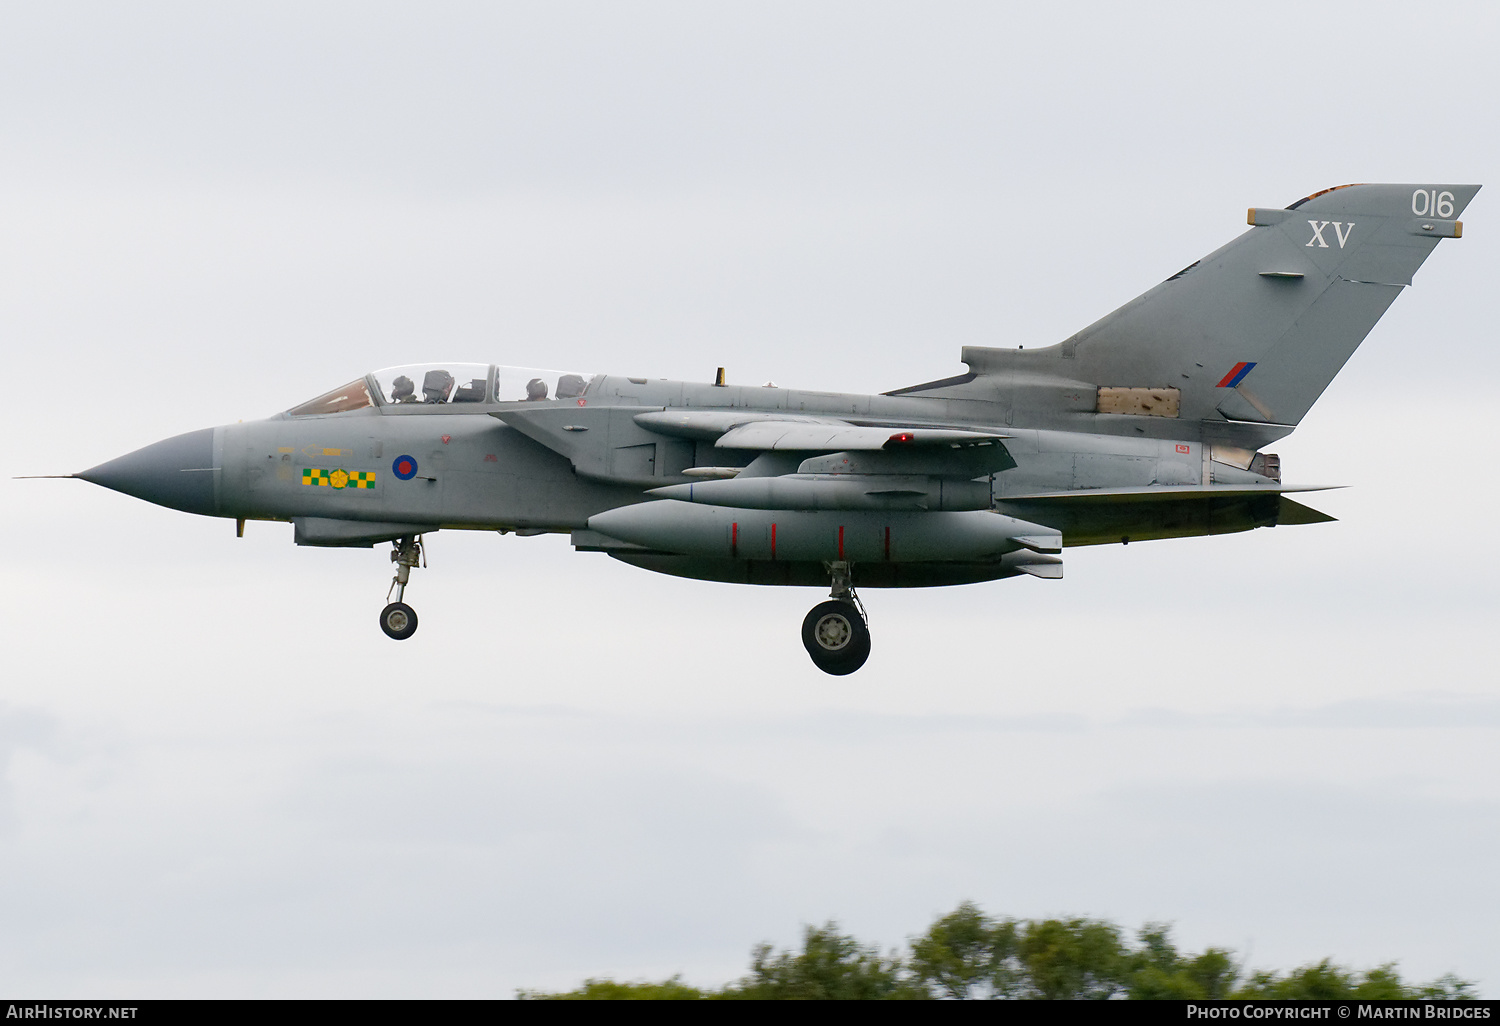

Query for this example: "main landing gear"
[380,535,425,641]
[801,561,871,676]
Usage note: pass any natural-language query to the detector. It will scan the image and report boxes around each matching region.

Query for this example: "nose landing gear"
[802,561,870,675]
[380,535,424,641]
[381,601,417,640]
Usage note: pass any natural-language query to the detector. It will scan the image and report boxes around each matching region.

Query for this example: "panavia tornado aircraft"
[64,183,1477,674]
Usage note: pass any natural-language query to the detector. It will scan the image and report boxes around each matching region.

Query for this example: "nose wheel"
[380,601,418,640]
[802,561,871,675]
[380,535,425,641]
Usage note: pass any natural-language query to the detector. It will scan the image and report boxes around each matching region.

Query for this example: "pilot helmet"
[422,369,455,403]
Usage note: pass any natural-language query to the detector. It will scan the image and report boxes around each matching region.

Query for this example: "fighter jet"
[62,183,1478,674]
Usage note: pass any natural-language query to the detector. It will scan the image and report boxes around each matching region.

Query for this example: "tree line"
[520,902,1477,1000]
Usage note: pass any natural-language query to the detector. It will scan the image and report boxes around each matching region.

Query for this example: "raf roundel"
[392,455,418,481]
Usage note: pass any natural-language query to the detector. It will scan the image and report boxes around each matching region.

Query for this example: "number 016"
[1412,189,1455,218]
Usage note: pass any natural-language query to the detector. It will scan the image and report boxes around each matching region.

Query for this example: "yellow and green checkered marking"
[302,468,375,490]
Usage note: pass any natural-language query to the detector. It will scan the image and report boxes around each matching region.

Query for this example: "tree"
[908,900,1012,999]
[1128,923,1238,999]
[1414,975,1480,1000]
[519,904,1479,999]
[1233,960,1479,1001]
[726,922,916,1000]
[518,976,708,1000]
[1015,917,1131,999]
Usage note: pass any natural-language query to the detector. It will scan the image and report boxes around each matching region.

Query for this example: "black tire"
[380,601,418,640]
[801,600,871,675]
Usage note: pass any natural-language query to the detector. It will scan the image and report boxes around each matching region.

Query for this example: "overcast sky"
[2,0,1497,997]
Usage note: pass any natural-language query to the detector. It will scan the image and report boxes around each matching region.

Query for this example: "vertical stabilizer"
[959,184,1479,431]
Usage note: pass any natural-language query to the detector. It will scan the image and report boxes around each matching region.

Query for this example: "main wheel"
[801,600,871,675]
[380,601,419,640]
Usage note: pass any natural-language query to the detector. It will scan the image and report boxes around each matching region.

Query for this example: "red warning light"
[889,432,914,444]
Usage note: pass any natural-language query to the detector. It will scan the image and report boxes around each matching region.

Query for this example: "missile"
[588,500,1062,562]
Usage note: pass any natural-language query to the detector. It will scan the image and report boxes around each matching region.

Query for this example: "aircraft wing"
[494,405,1014,485]
[633,410,1006,450]
[713,422,1006,451]
[631,410,849,439]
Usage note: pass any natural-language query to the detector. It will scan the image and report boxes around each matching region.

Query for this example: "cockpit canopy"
[286,363,594,416]
[372,363,491,406]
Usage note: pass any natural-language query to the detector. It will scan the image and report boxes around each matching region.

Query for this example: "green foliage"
[1233,960,1479,1001]
[907,900,1012,999]
[518,975,709,1000]
[1127,923,1237,999]
[1414,974,1481,1000]
[1016,917,1130,999]
[726,923,918,1000]
[521,904,1479,1000]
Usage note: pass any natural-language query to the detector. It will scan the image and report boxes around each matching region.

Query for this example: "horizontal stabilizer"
[1276,496,1337,525]
[996,484,1338,547]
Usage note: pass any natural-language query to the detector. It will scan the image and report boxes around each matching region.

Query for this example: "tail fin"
[964,183,1478,435]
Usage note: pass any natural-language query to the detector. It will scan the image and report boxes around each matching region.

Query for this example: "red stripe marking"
[838,525,844,560]
[771,522,777,560]
[1216,361,1251,388]
[731,521,738,558]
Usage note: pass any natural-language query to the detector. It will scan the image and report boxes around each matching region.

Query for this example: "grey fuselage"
[187,371,1286,585]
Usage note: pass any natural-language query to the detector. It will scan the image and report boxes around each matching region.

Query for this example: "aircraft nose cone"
[77,427,219,516]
